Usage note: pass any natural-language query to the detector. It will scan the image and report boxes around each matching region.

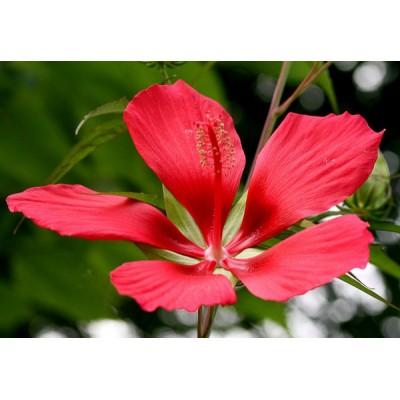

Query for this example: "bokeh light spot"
[381,316,400,337]
[81,319,139,338]
[334,61,358,72]
[353,61,388,92]
[256,74,276,102]
[383,150,399,174]
[299,85,325,111]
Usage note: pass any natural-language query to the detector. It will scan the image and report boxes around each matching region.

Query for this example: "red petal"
[227,112,383,254]
[124,80,245,245]
[6,184,203,258]
[224,215,373,302]
[110,259,237,312]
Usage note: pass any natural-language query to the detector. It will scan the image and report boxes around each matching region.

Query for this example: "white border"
[0,339,398,399]
[2,1,400,60]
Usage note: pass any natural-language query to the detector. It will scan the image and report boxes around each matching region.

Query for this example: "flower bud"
[345,151,393,218]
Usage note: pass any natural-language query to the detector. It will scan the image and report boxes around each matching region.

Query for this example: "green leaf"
[222,190,247,245]
[103,191,165,210]
[369,244,400,280]
[46,118,128,184]
[162,185,205,247]
[235,288,287,328]
[339,274,400,311]
[75,97,129,135]
[369,220,400,234]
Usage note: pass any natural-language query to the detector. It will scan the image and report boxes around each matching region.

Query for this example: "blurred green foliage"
[1,61,400,338]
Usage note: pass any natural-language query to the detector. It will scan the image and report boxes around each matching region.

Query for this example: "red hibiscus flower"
[6,80,383,313]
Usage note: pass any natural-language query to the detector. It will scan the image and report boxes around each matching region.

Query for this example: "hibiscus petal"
[224,215,373,302]
[124,80,245,245]
[6,184,203,258]
[110,259,237,312]
[227,112,383,253]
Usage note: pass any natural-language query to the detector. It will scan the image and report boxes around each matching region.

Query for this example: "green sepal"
[162,185,205,247]
[222,190,247,245]
[256,222,306,250]
[213,267,238,287]
[138,244,198,265]
[234,247,265,259]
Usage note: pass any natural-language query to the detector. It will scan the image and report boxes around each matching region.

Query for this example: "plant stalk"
[277,61,333,116]
[244,61,333,191]
[197,305,218,338]
[244,61,291,190]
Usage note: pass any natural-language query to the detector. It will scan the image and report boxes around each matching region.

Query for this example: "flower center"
[206,245,237,287]
[205,245,228,265]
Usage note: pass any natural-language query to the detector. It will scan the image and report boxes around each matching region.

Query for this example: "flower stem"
[197,306,203,337]
[276,61,333,116]
[260,61,292,145]
[160,63,172,84]
[197,305,218,338]
[244,61,291,190]
[244,61,333,191]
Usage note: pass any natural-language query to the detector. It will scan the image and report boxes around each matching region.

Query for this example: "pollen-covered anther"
[194,116,236,174]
